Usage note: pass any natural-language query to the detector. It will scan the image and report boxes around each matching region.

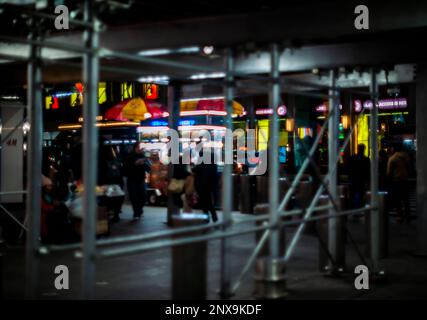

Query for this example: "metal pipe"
[284,103,370,263]
[369,68,380,272]
[42,206,334,254]
[0,118,26,146]
[0,203,28,231]
[219,48,234,299]
[0,191,27,195]
[44,221,224,253]
[0,53,27,62]
[231,229,270,294]
[328,69,339,269]
[283,79,372,97]
[101,49,275,83]
[101,49,220,74]
[268,43,281,258]
[166,83,180,225]
[81,0,99,299]
[0,36,90,54]
[277,106,333,212]
[1,7,93,28]
[25,29,42,299]
[97,206,373,260]
[285,182,325,263]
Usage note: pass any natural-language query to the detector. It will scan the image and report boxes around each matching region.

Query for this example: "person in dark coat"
[124,143,151,220]
[193,162,218,222]
[348,144,370,209]
[387,143,411,223]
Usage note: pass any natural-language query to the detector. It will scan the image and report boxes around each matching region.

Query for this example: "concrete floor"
[2,203,427,300]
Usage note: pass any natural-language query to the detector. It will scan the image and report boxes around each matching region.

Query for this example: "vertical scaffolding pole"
[415,63,427,256]
[167,83,180,225]
[25,29,42,299]
[328,69,339,270]
[369,69,380,272]
[82,0,99,299]
[268,43,280,258]
[220,48,234,299]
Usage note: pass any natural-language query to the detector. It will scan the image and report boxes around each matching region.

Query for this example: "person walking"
[387,143,411,223]
[124,143,151,220]
[348,144,370,210]
[378,148,389,192]
[193,161,218,222]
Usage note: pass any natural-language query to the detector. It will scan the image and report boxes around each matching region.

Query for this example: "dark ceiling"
[0,0,425,87]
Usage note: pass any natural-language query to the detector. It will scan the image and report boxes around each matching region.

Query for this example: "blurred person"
[41,174,73,244]
[55,142,74,201]
[193,160,218,223]
[124,142,151,220]
[387,143,411,223]
[348,144,370,209]
[168,157,192,212]
[378,148,389,191]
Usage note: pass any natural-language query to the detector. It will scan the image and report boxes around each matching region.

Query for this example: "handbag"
[168,178,185,194]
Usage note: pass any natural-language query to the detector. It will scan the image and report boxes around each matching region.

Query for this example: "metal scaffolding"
[0,0,385,299]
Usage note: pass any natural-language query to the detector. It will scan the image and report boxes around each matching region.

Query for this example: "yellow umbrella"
[122,97,150,120]
[232,100,244,115]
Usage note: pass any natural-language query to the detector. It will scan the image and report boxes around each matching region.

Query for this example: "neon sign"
[150,119,196,127]
[145,84,159,100]
[255,105,287,116]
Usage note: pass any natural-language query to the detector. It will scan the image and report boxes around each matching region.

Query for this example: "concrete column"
[416,63,427,256]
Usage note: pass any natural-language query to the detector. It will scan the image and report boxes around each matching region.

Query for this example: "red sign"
[145,84,158,100]
[52,97,59,109]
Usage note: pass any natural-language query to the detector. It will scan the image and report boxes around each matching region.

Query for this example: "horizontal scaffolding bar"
[41,204,333,254]
[0,203,27,231]
[0,6,93,29]
[284,78,372,96]
[0,36,91,54]
[49,206,371,258]
[0,190,27,195]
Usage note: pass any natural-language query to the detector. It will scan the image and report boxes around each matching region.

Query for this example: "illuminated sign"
[315,103,343,112]
[360,97,407,111]
[150,119,196,127]
[52,97,59,109]
[255,105,287,116]
[151,120,168,126]
[256,108,273,115]
[145,84,159,100]
[78,116,103,122]
[277,105,287,116]
[45,83,106,110]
